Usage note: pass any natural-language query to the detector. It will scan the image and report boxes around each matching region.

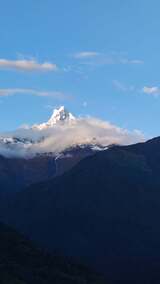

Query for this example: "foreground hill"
[0,222,106,284]
[2,137,160,282]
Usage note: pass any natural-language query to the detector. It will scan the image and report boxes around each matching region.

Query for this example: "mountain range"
[1,107,160,283]
[1,136,160,282]
[0,106,143,197]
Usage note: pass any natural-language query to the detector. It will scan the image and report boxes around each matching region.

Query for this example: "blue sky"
[0,0,160,138]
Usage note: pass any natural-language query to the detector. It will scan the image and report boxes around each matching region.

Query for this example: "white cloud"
[73,51,99,59]
[0,88,66,99]
[0,113,145,158]
[142,86,160,96]
[0,58,57,72]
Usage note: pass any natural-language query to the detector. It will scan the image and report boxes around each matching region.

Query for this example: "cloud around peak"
[0,107,145,158]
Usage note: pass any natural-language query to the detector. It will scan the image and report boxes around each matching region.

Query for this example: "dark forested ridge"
[0,222,106,284]
[2,137,160,282]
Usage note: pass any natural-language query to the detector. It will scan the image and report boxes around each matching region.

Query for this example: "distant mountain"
[0,106,144,196]
[0,222,106,284]
[0,106,143,158]
[2,136,160,283]
[0,106,109,196]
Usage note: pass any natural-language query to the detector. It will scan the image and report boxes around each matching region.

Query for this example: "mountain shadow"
[0,222,106,284]
[2,137,160,282]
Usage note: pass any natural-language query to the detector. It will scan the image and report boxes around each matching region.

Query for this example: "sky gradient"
[0,0,159,138]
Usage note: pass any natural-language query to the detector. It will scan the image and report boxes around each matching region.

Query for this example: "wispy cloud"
[118,58,144,65]
[72,51,143,66]
[0,88,66,99]
[142,86,160,96]
[73,51,100,59]
[82,101,88,107]
[0,58,57,72]
[113,80,135,92]
[113,82,160,98]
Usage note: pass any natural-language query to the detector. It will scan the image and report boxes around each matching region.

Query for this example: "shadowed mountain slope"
[0,145,96,197]
[0,222,106,284]
[2,137,160,282]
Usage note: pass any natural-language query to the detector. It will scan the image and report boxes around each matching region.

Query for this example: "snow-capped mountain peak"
[33,106,76,130]
[48,106,75,125]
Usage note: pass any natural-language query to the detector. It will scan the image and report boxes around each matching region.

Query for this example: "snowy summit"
[33,106,76,130]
